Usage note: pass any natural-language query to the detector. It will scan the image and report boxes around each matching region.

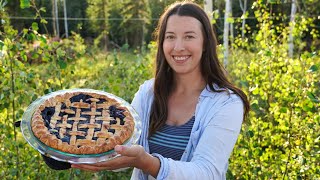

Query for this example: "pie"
[31,91,135,155]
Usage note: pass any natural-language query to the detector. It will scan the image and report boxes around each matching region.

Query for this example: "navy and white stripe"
[149,116,195,160]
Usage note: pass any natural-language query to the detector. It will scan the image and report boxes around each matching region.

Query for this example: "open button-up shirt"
[130,79,244,180]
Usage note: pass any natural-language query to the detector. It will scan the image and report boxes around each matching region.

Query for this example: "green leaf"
[265,50,272,57]
[44,88,53,94]
[306,51,317,58]
[31,52,39,59]
[32,94,38,101]
[42,55,50,62]
[279,107,287,113]
[39,36,47,44]
[240,80,249,88]
[227,17,234,23]
[58,60,67,69]
[56,48,66,57]
[0,40,4,49]
[39,7,46,12]
[307,64,319,73]
[251,102,260,112]
[307,92,319,103]
[268,0,277,4]
[0,0,7,10]
[40,19,48,24]
[31,22,39,31]
[21,51,27,61]
[20,0,30,9]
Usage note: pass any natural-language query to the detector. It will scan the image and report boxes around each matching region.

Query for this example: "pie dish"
[31,91,135,155]
[21,89,141,163]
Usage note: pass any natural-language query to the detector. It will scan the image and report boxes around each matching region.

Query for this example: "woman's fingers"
[115,145,144,158]
[71,145,146,172]
[72,164,105,172]
[72,155,134,171]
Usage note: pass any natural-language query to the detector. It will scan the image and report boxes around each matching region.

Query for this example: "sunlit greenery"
[1,0,319,179]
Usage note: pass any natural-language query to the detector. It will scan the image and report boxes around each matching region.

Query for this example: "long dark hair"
[149,1,250,136]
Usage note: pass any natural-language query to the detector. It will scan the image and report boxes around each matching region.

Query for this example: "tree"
[288,0,296,58]
[223,0,231,67]
[52,0,59,37]
[86,0,110,50]
[120,0,151,48]
[239,0,248,39]
[62,0,88,38]
[204,0,213,23]
[63,0,68,38]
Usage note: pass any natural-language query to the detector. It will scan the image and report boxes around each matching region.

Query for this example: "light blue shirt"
[130,79,244,180]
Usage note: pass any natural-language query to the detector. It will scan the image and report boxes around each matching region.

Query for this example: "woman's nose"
[173,39,185,51]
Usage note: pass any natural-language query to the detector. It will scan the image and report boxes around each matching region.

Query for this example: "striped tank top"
[149,116,195,160]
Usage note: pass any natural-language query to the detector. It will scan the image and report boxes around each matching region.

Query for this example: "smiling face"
[163,15,204,77]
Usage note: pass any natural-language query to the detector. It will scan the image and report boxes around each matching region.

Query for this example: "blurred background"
[0,0,319,179]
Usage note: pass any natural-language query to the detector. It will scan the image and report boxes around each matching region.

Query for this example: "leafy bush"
[1,1,319,179]
[227,1,319,179]
[0,34,153,179]
[0,4,152,178]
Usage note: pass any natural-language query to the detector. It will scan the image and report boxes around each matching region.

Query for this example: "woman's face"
[163,15,204,76]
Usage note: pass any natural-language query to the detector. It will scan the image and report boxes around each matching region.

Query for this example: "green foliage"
[119,0,151,48]
[0,3,153,178]
[86,0,110,50]
[86,0,151,49]
[0,44,153,179]
[227,1,320,179]
[20,0,30,9]
[1,0,319,179]
[0,34,152,180]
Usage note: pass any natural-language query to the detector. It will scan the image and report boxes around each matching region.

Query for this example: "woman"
[72,1,250,179]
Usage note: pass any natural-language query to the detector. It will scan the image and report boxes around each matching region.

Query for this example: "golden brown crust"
[31,91,135,155]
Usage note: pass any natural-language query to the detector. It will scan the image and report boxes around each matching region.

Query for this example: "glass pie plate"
[21,89,142,164]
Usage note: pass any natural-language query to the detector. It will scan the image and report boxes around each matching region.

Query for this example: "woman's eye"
[165,35,175,39]
[185,35,194,40]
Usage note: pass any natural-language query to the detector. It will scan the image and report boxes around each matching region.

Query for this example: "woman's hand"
[71,145,160,177]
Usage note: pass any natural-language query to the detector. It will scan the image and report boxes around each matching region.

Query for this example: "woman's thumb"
[114,145,143,157]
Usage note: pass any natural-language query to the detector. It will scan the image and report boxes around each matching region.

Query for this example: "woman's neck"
[172,73,206,95]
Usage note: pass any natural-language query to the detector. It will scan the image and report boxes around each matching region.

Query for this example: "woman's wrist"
[139,152,160,178]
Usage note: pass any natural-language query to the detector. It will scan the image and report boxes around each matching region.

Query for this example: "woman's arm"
[71,145,160,177]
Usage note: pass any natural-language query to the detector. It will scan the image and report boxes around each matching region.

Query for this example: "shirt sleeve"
[131,79,153,120]
[156,96,244,180]
[130,79,155,180]
[131,85,144,120]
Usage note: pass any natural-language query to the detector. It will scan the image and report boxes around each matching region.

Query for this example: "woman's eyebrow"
[165,31,196,34]
[185,31,196,34]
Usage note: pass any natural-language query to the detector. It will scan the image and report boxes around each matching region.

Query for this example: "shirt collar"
[200,84,227,98]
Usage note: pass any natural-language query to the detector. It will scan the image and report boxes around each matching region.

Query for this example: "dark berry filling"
[108,129,115,134]
[109,105,125,120]
[41,107,55,127]
[40,94,127,145]
[69,94,93,103]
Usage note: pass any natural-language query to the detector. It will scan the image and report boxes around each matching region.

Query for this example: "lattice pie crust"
[31,91,135,154]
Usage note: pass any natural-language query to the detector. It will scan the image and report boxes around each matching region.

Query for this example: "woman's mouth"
[173,55,190,63]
